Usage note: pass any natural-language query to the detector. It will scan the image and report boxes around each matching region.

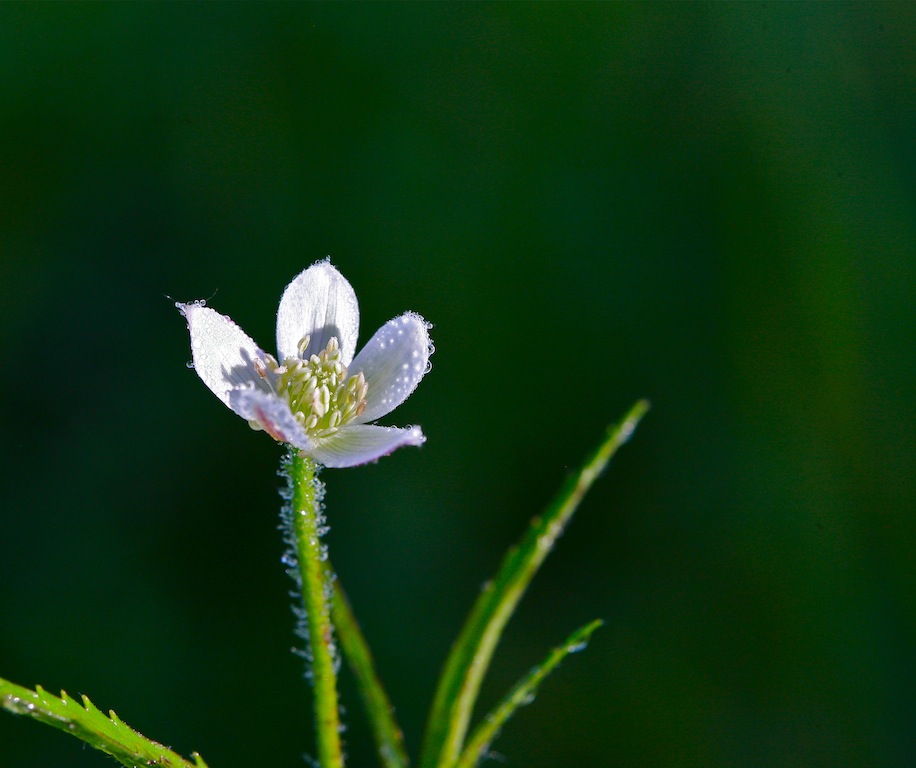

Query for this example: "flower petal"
[276,260,360,365]
[228,388,315,450]
[178,302,270,413]
[309,424,425,468]
[348,312,432,424]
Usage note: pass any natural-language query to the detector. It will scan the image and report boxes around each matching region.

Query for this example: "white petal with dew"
[349,312,432,424]
[178,302,269,412]
[276,261,360,365]
[229,388,315,451]
[310,424,426,468]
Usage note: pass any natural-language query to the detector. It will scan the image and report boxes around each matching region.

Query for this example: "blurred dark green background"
[1,4,913,767]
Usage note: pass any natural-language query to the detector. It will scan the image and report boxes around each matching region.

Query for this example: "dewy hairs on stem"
[177,259,434,467]
[178,260,435,768]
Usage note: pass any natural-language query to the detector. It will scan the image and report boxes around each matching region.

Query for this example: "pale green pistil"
[255,336,368,438]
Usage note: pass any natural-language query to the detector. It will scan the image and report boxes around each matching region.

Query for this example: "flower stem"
[288,451,344,768]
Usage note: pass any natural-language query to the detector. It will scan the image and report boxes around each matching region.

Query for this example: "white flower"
[177,260,432,468]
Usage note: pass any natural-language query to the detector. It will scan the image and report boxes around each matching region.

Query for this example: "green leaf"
[420,400,649,768]
[0,676,208,768]
[329,568,410,768]
[454,620,604,768]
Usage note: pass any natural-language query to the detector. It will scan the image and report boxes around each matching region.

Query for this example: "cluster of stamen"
[254,335,368,438]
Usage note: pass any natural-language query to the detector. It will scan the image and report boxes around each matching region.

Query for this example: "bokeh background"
[1,4,913,767]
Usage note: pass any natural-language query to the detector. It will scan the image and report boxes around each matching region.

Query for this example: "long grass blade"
[420,400,649,768]
[329,567,410,768]
[454,620,603,768]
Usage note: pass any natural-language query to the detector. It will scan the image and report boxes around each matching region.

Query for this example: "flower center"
[256,336,368,438]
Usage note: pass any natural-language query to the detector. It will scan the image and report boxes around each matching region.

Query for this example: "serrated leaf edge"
[1,676,208,768]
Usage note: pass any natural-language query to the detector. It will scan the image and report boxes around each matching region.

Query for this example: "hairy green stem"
[289,452,344,768]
